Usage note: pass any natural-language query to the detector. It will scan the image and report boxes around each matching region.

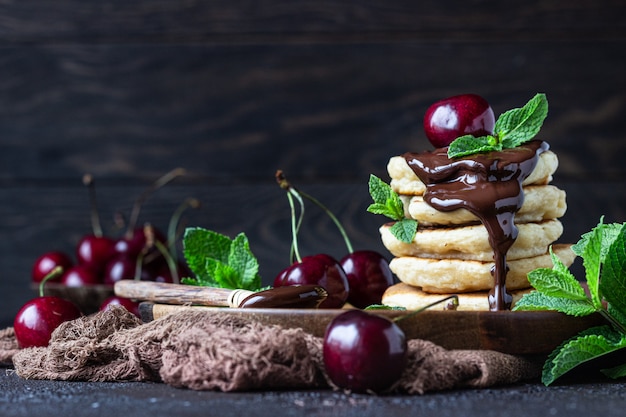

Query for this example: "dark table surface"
[2,369,626,417]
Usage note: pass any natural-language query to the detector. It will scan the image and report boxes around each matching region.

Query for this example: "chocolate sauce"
[239,285,328,309]
[403,140,549,310]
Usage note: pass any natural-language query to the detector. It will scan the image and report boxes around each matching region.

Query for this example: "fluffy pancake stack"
[380,148,575,311]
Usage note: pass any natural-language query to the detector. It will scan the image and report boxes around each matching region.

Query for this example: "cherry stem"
[167,197,201,261]
[126,168,186,238]
[393,295,459,322]
[286,190,303,263]
[82,174,103,237]
[144,223,180,284]
[277,170,305,263]
[275,170,354,254]
[38,266,64,297]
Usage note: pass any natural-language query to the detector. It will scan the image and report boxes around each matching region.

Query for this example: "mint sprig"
[447,93,549,158]
[366,174,418,243]
[513,218,626,385]
[181,227,262,291]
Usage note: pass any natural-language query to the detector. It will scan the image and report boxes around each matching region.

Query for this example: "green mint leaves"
[447,93,549,159]
[367,174,418,243]
[513,218,626,385]
[180,227,262,291]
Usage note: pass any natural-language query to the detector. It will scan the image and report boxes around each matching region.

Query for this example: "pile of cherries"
[272,171,395,310]
[16,170,193,348]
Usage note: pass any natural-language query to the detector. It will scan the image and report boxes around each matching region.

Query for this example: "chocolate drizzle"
[403,140,549,310]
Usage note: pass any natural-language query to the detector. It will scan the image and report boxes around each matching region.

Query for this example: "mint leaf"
[576,219,605,308]
[390,219,418,244]
[447,135,500,158]
[367,174,404,221]
[182,227,262,290]
[515,218,626,385]
[183,227,231,284]
[496,93,548,148]
[599,223,626,318]
[208,260,240,289]
[367,174,418,243]
[447,93,548,159]
[524,250,587,301]
[227,233,261,290]
[601,362,626,379]
[572,219,623,261]
[513,291,596,317]
[542,325,626,385]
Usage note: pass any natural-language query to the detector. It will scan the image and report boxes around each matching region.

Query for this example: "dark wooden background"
[1,1,625,326]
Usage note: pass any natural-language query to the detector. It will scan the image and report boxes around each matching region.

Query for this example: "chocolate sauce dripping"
[403,140,548,310]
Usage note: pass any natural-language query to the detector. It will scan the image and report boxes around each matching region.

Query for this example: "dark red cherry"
[274,254,349,309]
[31,251,73,283]
[340,250,394,309]
[61,265,102,286]
[13,296,82,348]
[114,226,167,258]
[323,309,407,393]
[423,94,495,148]
[99,296,140,317]
[103,254,138,285]
[76,234,115,274]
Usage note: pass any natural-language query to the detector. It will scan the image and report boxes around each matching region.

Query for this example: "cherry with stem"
[276,170,394,309]
[323,294,458,393]
[14,267,82,348]
[274,171,349,309]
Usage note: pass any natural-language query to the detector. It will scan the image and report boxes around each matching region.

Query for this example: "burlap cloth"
[0,306,542,394]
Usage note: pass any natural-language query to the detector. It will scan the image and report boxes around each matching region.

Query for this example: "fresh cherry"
[31,251,73,283]
[323,309,407,393]
[14,267,82,348]
[274,254,349,309]
[103,254,138,285]
[114,226,167,258]
[13,296,82,348]
[76,234,115,274]
[99,296,140,317]
[423,93,495,148]
[340,250,394,309]
[61,265,102,286]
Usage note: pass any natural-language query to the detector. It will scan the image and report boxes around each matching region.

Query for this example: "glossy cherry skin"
[114,227,167,258]
[31,251,74,283]
[76,234,115,274]
[340,250,394,309]
[13,296,82,348]
[274,254,349,309]
[103,254,138,285]
[61,265,102,286]
[99,296,140,317]
[323,310,407,393]
[423,94,495,148]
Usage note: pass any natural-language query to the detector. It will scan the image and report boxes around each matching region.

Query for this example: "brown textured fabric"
[2,306,541,393]
[0,327,18,365]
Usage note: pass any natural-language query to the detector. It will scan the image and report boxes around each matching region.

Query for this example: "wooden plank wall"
[1,1,625,325]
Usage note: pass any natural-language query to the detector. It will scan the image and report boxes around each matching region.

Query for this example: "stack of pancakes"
[380,148,575,311]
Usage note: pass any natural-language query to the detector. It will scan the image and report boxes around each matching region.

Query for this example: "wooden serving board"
[138,302,604,355]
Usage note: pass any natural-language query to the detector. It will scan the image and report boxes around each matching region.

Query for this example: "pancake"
[387,149,558,196]
[380,219,563,262]
[401,184,566,226]
[389,243,574,293]
[381,282,532,311]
